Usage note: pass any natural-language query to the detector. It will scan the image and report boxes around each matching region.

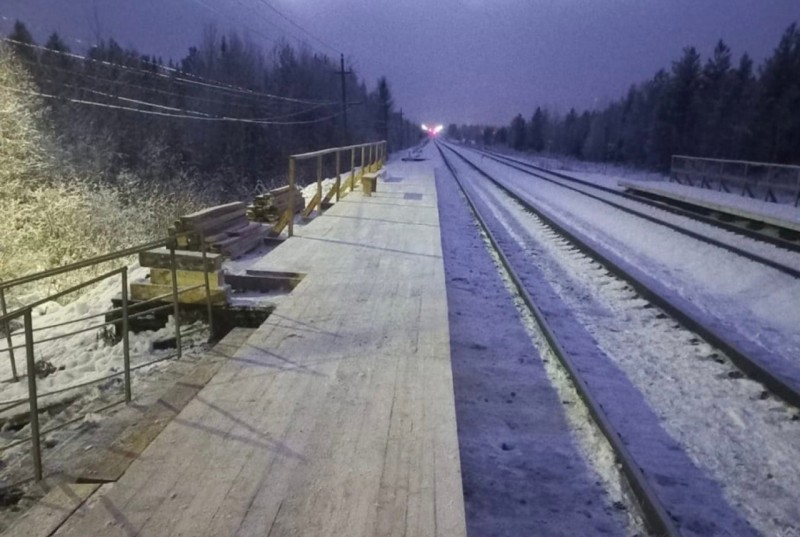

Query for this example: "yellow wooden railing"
[274,141,387,236]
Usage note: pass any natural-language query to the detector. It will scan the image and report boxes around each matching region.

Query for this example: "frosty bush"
[0,45,209,308]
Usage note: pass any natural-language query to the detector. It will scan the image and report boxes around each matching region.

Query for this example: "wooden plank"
[322,182,339,205]
[139,248,224,272]
[211,222,263,249]
[130,282,228,305]
[302,191,321,218]
[185,212,247,236]
[74,328,254,484]
[270,209,292,236]
[215,229,266,259]
[178,202,246,227]
[149,269,224,288]
[1,483,100,537]
[50,160,466,537]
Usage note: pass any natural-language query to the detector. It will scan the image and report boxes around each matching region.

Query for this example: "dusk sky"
[2,0,799,125]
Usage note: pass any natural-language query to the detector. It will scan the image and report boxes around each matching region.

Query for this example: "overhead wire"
[17,54,332,116]
[251,0,341,55]
[1,38,337,106]
[53,78,334,120]
[0,82,344,126]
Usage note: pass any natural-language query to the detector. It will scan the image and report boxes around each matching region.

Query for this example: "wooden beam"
[139,248,223,272]
[130,282,228,305]
[302,191,321,218]
[150,269,224,288]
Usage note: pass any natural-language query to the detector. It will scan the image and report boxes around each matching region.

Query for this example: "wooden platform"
[619,180,800,232]
[50,161,466,537]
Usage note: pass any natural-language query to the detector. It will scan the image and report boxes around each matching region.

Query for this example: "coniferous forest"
[0,20,419,288]
[450,23,800,169]
[4,20,419,194]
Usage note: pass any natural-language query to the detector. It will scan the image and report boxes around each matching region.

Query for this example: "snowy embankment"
[441,145,764,537]
[0,265,207,449]
[443,144,800,536]
[434,156,638,535]
[0,170,354,418]
[458,147,800,382]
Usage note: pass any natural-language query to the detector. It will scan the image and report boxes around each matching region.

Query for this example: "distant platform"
[619,180,800,233]
[49,159,467,537]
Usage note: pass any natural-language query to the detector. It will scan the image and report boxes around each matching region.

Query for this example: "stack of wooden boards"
[171,202,267,258]
[247,185,306,223]
[131,248,229,305]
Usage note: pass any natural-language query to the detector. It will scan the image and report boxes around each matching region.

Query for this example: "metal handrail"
[672,154,800,171]
[0,238,169,290]
[0,235,216,481]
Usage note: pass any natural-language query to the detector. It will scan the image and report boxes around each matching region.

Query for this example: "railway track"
[477,147,800,256]
[435,140,800,537]
[440,141,800,409]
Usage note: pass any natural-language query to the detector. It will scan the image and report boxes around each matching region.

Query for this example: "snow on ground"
[0,264,209,447]
[439,146,767,536]
[456,147,800,385]
[433,156,637,536]
[454,154,800,536]
[485,145,800,228]
[618,179,800,229]
[491,156,800,271]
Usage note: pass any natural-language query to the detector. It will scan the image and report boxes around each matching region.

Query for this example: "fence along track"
[479,147,800,255]
[434,141,682,537]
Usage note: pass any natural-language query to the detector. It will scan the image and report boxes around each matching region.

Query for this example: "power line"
[0,82,344,125]
[252,0,341,55]
[52,78,333,121]
[2,38,337,106]
[17,54,332,115]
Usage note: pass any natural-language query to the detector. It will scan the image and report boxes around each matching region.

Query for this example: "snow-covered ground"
[618,179,800,229]
[435,158,640,536]
[456,145,800,388]
[436,142,800,536]
[484,146,800,228]
[0,266,208,407]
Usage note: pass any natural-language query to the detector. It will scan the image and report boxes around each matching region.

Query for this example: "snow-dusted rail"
[480,148,800,256]
[444,142,800,408]
[436,140,800,537]
[435,141,682,537]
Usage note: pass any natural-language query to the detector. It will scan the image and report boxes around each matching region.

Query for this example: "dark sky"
[2,0,799,125]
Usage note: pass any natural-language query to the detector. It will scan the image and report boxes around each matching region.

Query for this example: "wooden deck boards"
[52,161,466,537]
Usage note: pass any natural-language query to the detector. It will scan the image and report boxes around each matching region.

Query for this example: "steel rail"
[441,142,800,410]
[435,141,682,537]
[468,147,800,279]
[479,148,800,254]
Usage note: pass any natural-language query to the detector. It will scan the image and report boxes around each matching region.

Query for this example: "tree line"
[5,20,420,196]
[449,23,800,169]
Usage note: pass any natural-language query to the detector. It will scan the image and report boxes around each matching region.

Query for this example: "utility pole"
[336,54,352,145]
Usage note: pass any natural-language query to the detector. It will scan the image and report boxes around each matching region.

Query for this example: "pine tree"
[510,114,526,150]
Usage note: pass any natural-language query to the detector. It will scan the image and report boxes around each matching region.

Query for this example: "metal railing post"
[0,287,18,381]
[24,309,42,481]
[121,269,131,403]
[368,144,373,172]
[201,237,214,340]
[288,157,296,237]
[350,148,356,192]
[169,241,182,358]
[316,154,323,214]
[335,150,341,202]
[361,146,366,182]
